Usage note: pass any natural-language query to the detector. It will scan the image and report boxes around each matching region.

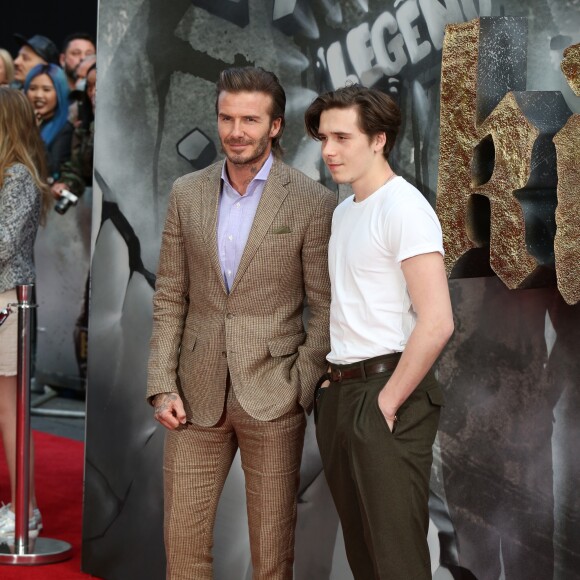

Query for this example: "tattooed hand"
[153,392,187,430]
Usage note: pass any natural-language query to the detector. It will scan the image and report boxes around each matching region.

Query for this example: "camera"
[54,189,79,215]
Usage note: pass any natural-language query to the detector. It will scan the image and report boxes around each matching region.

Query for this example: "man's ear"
[270,117,282,138]
[374,132,387,152]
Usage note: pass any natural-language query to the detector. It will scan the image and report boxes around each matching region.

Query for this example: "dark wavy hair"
[304,85,401,159]
[215,66,286,157]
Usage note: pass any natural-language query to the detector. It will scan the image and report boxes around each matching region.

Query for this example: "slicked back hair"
[215,66,286,157]
[304,85,401,159]
[61,32,96,53]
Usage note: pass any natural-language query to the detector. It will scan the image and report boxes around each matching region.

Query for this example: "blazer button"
[221,351,227,357]
[226,313,234,319]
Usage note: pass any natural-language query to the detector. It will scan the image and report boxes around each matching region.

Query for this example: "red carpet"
[0,431,99,579]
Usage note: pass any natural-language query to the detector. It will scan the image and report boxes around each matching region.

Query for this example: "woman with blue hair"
[24,63,73,180]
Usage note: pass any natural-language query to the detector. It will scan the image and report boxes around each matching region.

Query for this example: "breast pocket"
[261,231,302,252]
[258,233,303,289]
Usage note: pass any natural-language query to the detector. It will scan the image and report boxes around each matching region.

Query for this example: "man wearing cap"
[12,34,59,88]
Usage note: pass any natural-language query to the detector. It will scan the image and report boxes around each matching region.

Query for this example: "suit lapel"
[200,163,227,293]
[229,160,289,294]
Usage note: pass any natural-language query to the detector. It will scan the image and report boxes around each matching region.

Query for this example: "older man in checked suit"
[146,66,335,580]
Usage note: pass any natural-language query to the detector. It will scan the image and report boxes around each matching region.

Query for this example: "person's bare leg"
[0,375,37,516]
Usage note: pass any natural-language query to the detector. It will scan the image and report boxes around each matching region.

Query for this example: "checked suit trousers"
[163,385,306,580]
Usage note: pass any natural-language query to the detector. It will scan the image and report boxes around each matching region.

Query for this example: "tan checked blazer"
[147,158,336,426]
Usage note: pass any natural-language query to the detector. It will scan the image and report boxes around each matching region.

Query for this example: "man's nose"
[230,120,244,137]
[322,140,335,157]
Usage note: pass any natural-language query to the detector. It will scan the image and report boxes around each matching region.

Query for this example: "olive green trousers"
[315,355,444,580]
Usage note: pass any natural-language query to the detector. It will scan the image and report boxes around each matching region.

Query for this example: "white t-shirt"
[327,177,444,364]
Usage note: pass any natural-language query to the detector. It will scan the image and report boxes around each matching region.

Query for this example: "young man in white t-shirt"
[305,86,454,579]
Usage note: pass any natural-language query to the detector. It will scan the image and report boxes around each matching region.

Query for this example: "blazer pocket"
[268,332,306,357]
[272,225,292,234]
[426,385,445,407]
[181,329,197,351]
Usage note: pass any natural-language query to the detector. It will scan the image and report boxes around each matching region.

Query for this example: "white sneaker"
[0,503,11,522]
[0,503,42,539]
[0,502,42,529]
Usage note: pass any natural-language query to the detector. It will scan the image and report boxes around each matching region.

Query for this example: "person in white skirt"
[0,87,52,542]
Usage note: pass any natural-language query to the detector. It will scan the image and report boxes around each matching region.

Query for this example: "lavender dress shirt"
[217,154,274,292]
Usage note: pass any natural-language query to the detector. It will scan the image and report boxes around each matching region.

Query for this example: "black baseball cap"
[14,34,60,65]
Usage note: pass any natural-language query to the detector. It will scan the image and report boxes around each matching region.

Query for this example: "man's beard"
[66,64,76,81]
[221,132,271,166]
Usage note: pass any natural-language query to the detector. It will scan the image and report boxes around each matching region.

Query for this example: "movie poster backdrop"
[83,1,580,578]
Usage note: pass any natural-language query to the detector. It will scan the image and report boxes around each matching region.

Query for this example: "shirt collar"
[221,153,274,197]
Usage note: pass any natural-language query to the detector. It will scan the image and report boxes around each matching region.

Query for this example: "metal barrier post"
[0,284,73,564]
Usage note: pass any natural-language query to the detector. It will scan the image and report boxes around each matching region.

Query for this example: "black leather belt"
[329,353,401,383]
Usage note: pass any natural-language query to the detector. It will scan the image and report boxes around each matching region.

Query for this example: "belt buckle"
[334,367,342,382]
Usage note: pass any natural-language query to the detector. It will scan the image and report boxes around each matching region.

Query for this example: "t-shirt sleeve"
[384,198,444,263]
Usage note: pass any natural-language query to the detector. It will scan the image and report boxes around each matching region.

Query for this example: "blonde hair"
[0,87,51,219]
[0,49,15,85]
